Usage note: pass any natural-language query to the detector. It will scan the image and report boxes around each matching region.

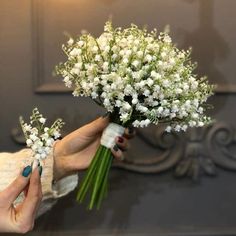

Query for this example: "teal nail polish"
[38,166,43,176]
[22,165,32,177]
[38,162,43,176]
[113,144,119,152]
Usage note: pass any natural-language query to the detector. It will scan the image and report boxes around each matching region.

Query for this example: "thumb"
[54,116,110,157]
[79,116,110,137]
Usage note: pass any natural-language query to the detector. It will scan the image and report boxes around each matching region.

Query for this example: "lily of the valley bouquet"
[55,21,214,209]
[20,108,65,162]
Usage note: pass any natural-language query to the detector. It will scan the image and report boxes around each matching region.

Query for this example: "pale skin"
[0,116,134,233]
[0,167,42,233]
[53,116,134,181]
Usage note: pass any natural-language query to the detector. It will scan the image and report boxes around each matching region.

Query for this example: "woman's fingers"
[54,116,109,157]
[80,116,110,137]
[9,165,42,234]
[123,127,136,139]
[111,127,135,161]
[111,131,133,161]
[115,136,129,151]
[111,144,124,161]
[1,165,32,206]
[19,165,42,225]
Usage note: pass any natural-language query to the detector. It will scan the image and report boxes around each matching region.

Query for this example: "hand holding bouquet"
[55,21,214,209]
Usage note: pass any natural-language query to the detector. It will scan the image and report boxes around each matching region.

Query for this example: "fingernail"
[102,112,109,118]
[113,144,119,152]
[117,136,124,143]
[22,165,32,177]
[38,162,43,176]
[128,127,134,134]
[38,166,43,176]
[32,160,38,170]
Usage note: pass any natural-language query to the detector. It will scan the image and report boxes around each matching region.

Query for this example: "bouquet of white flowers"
[55,21,214,209]
[20,108,65,162]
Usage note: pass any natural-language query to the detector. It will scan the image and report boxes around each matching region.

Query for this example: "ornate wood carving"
[207,122,236,170]
[12,119,236,180]
[114,124,218,181]
[174,126,217,181]
[114,126,184,173]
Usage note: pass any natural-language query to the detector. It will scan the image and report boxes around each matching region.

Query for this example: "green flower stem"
[96,150,113,209]
[76,145,103,202]
[77,144,115,209]
[96,152,113,210]
[77,156,100,203]
[92,150,111,209]
[88,148,109,209]
[89,147,110,209]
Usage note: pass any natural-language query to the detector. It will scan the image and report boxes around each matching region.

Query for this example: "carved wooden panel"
[12,120,236,181]
[114,122,236,181]
[32,0,236,93]
[3,0,236,235]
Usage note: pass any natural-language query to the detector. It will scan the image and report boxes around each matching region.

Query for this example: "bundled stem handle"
[77,123,125,210]
[101,123,125,148]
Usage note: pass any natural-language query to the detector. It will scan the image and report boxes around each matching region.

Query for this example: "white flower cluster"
[56,21,214,132]
[20,108,65,160]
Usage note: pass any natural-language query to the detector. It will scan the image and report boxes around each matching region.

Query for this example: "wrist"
[53,145,78,181]
[53,157,79,181]
[52,141,67,181]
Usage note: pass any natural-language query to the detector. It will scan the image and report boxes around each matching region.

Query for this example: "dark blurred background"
[1,0,236,235]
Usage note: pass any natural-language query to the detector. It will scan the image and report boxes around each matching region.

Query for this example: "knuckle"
[29,182,42,200]
[27,189,41,203]
[18,222,34,234]
[121,141,128,149]
[118,143,128,152]
[119,153,124,159]
[15,177,26,186]
[31,176,40,186]
[0,192,8,203]
[31,194,41,203]
[38,190,43,200]
[115,151,122,159]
